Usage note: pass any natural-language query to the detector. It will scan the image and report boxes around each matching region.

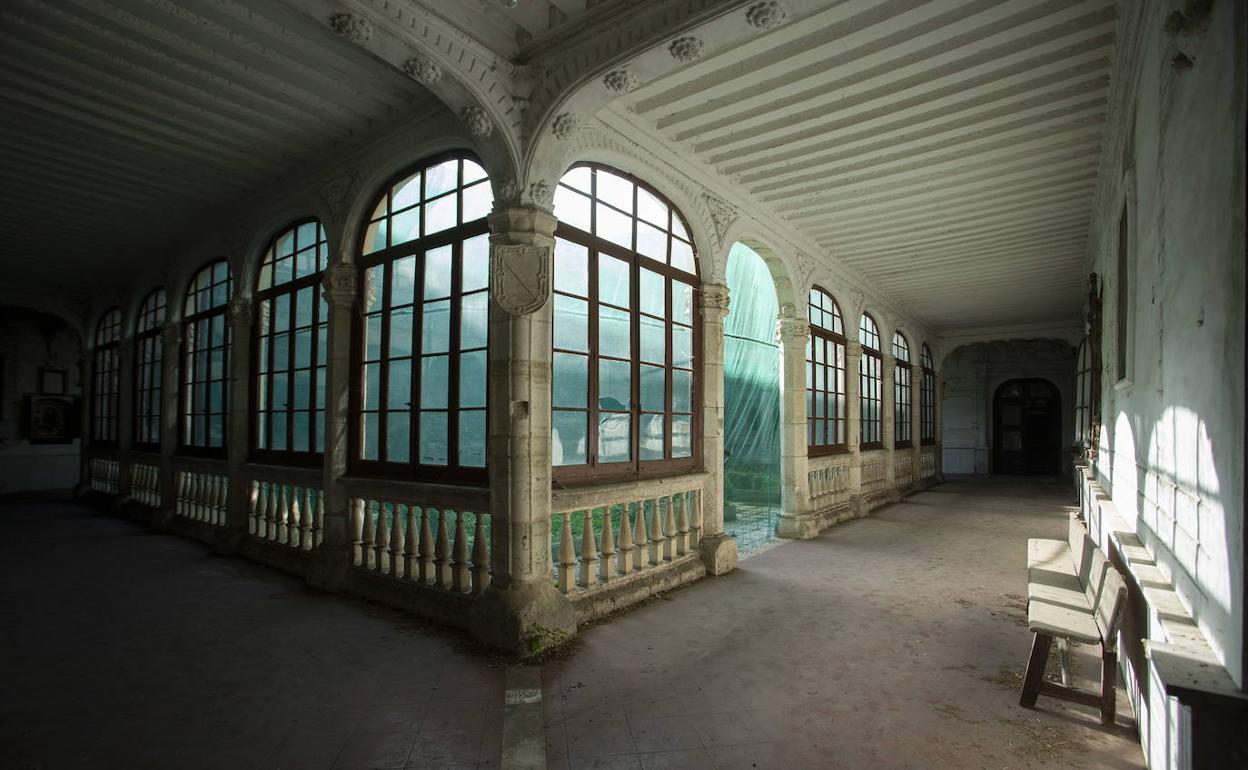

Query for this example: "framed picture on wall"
[39,368,66,395]
[23,394,79,444]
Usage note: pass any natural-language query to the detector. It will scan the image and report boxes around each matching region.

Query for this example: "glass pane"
[460,291,488,350]
[463,160,487,184]
[294,329,312,368]
[670,238,695,273]
[462,234,490,293]
[639,414,664,460]
[672,415,692,458]
[392,206,421,246]
[365,314,383,361]
[672,369,692,413]
[672,282,693,325]
[293,370,310,409]
[636,222,667,263]
[552,411,587,466]
[425,195,458,235]
[552,352,588,408]
[640,315,665,364]
[554,186,591,232]
[390,307,414,357]
[295,287,314,327]
[459,350,487,408]
[293,412,310,452]
[554,238,589,297]
[462,180,493,222]
[562,166,591,193]
[388,360,411,409]
[640,269,664,316]
[419,411,448,465]
[422,300,451,353]
[424,245,453,300]
[595,203,632,249]
[553,295,589,352]
[425,160,458,199]
[599,359,630,411]
[275,257,293,285]
[599,413,631,463]
[420,355,449,409]
[363,363,380,410]
[392,256,417,306]
[599,255,629,308]
[271,413,287,450]
[392,172,421,211]
[640,364,665,412]
[637,187,668,228]
[596,171,634,213]
[458,410,486,468]
[366,267,385,312]
[362,412,379,460]
[387,411,411,462]
[672,325,692,368]
[598,306,630,359]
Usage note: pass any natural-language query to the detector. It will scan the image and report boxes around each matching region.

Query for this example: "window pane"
[554,295,589,352]
[672,415,692,458]
[636,222,666,263]
[365,314,383,361]
[391,206,421,247]
[462,234,489,293]
[362,412,379,460]
[388,360,411,409]
[425,160,458,199]
[599,359,630,411]
[293,370,310,409]
[563,166,591,193]
[599,306,630,359]
[293,412,310,452]
[670,239,694,273]
[595,203,632,249]
[458,411,486,468]
[459,350,487,408]
[554,186,591,232]
[640,315,665,365]
[462,180,492,222]
[419,411,448,465]
[392,256,417,305]
[420,355,449,409]
[553,352,588,408]
[552,411,587,466]
[460,291,488,350]
[637,187,668,228]
[390,307,414,357]
[363,363,380,410]
[596,170,633,213]
[424,245,453,300]
[387,412,411,462]
[425,195,458,235]
[672,282,693,325]
[599,413,631,463]
[639,414,664,460]
[599,255,629,308]
[393,172,421,210]
[639,269,664,316]
[640,364,665,412]
[554,238,589,297]
[271,413,288,450]
[422,300,451,353]
[672,369,692,413]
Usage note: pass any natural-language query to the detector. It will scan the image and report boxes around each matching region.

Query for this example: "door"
[993,379,1061,475]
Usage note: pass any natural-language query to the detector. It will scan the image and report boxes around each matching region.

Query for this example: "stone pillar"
[912,363,923,487]
[846,341,862,499]
[777,315,816,538]
[882,354,896,493]
[469,205,575,655]
[310,262,358,589]
[697,283,738,574]
[936,372,946,480]
[116,336,136,500]
[223,297,253,542]
[74,350,93,496]
[159,323,180,516]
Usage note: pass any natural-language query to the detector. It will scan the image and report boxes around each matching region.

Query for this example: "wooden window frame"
[858,312,883,450]
[133,288,166,451]
[251,219,329,468]
[551,163,702,485]
[349,152,492,485]
[920,343,936,446]
[892,332,913,449]
[806,286,847,457]
[179,260,232,458]
[91,308,122,446]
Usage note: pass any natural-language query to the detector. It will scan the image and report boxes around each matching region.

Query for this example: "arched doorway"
[993,378,1061,476]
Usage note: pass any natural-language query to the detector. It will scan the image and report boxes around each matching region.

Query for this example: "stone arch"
[235,193,337,299]
[727,230,800,318]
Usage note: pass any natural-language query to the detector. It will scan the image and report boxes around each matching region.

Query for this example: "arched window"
[134,289,166,448]
[182,260,233,453]
[92,308,122,444]
[807,287,846,454]
[551,163,699,479]
[920,343,936,444]
[355,153,493,478]
[1074,340,1090,446]
[254,220,328,460]
[892,332,912,447]
[858,313,882,449]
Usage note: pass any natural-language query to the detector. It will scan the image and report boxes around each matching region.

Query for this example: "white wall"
[0,308,84,494]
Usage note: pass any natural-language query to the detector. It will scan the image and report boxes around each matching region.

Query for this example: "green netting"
[723,243,781,554]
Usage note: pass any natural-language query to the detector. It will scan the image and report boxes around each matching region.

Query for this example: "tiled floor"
[0,500,504,770]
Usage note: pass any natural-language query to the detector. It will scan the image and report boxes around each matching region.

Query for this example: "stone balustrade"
[90,458,120,494]
[808,460,851,502]
[920,447,938,480]
[351,497,491,595]
[894,453,914,488]
[175,467,228,526]
[130,461,161,507]
[860,454,888,492]
[249,480,323,550]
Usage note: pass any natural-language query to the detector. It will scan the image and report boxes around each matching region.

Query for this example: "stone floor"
[0,479,1148,769]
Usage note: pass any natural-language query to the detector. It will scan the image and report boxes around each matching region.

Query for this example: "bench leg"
[1100,648,1117,725]
[1019,632,1053,708]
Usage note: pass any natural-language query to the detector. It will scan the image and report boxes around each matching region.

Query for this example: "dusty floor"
[0,479,1147,769]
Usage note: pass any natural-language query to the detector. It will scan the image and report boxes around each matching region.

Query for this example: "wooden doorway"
[993,379,1061,476]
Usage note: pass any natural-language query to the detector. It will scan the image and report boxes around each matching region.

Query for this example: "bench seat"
[1026,538,1102,644]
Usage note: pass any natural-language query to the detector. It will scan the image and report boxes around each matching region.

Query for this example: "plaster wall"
[940,339,1076,476]
[0,309,84,494]
[1084,1,1245,766]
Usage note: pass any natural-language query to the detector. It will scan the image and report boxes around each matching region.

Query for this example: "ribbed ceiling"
[623,0,1115,331]
[0,0,434,296]
[431,0,619,57]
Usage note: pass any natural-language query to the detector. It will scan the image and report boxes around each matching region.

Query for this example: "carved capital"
[777,317,809,343]
[322,264,359,307]
[847,341,863,358]
[227,297,253,328]
[491,244,551,317]
[699,283,730,320]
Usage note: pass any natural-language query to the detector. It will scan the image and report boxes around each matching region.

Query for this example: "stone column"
[912,364,923,487]
[882,355,896,494]
[158,323,181,516]
[74,350,93,496]
[310,262,358,589]
[116,336,136,500]
[697,283,738,574]
[469,205,575,655]
[936,372,946,480]
[223,297,253,542]
[776,315,815,538]
[846,341,862,499]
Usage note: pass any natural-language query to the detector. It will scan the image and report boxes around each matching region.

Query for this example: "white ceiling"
[0,0,434,296]
[619,0,1116,331]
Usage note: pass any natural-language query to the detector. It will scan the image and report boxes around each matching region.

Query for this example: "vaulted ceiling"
[0,0,435,297]
[614,0,1115,331]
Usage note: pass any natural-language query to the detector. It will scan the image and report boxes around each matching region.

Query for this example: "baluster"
[633,500,650,570]
[663,495,677,561]
[254,482,269,538]
[675,493,689,556]
[360,501,377,569]
[300,488,315,550]
[276,485,290,543]
[175,472,185,515]
[451,511,470,592]
[265,483,279,540]
[405,507,419,579]
[471,513,490,593]
[246,481,258,533]
[617,502,635,574]
[599,506,616,583]
[418,508,435,584]
[373,503,389,574]
[187,474,198,519]
[434,510,451,587]
[285,488,300,547]
[351,499,365,566]
[649,497,664,565]
[313,491,325,548]
[216,477,228,526]
[579,510,598,589]
[557,511,576,594]
[690,491,703,547]
[390,504,405,577]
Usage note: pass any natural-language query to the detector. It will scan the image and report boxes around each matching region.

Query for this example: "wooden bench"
[1021,512,1127,724]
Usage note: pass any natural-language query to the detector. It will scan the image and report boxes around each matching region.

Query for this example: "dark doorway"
[993,378,1061,476]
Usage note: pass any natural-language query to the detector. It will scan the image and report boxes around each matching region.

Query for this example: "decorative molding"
[317,169,360,226]
[702,193,739,248]
[699,283,730,320]
[329,13,372,43]
[602,69,640,94]
[402,56,442,85]
[552,112,581,139]
[227,296,253,326]
[668,36,705,63]
[492,245,551,317]
[462,106,494,138]
[497,177,521,204]
[322,264,358,307]
[161,322,181,345]
[527,181,554,208]
[746,2,789,31]
[777,317,809,342]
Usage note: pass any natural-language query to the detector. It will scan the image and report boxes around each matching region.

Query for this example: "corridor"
[1,481,1145,769]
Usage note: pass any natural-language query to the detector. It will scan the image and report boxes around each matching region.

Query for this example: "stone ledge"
[568,555,707,625]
